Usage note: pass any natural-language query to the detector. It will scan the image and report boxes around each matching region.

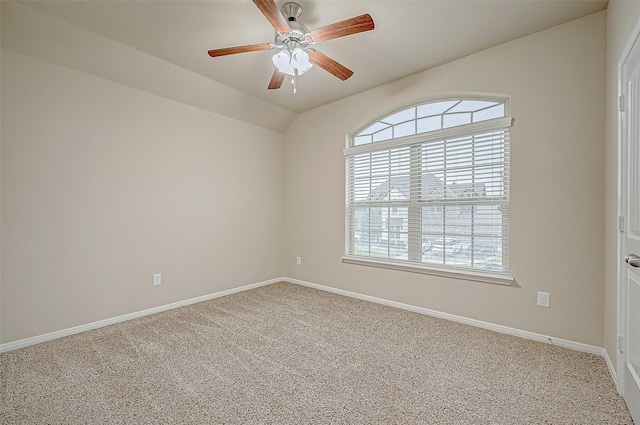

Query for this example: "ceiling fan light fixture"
[291,48,313,74]
[272,47,312,76]
[272,50,294,75]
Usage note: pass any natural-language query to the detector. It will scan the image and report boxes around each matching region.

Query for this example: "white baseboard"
[0,277,282,353]
[604,350,618,388]
[284,277,610,359]
[1,276,618,388]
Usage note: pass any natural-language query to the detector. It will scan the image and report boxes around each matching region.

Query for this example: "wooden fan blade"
[252,0,290,33]
[208,43,272,57]
[268,69,285,90]
[308,50,354,81]
[310,14,374,43]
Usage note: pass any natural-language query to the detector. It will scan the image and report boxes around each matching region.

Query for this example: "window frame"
[343,95,514,285]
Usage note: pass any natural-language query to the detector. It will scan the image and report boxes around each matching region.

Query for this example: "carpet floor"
[0,282,633,424]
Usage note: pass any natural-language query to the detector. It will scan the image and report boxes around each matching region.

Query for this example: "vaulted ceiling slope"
[2,1,607,132]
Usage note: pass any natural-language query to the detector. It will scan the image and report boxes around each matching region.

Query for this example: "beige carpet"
[0,282,633,424]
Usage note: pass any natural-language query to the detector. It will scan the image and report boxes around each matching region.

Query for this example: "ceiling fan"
[207,0,374,93]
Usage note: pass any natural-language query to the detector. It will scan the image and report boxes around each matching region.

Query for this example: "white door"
[620,18,640,424]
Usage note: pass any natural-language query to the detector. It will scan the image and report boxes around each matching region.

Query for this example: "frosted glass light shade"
[291,48,312,75]
[272,50,294,75]
[272,48,313,76]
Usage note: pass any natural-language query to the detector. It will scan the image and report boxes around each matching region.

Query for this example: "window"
[344,96,512,283]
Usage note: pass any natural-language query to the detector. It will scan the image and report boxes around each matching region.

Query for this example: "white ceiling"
[18,0,607,114]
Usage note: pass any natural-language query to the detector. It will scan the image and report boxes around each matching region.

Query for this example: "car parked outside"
[422,239,432,253]
[431,238,463,255]
[462,244,498,259]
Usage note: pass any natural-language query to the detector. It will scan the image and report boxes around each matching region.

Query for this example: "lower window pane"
[421,205,504,271]
[352,202,504,271]
[353,206,408,260]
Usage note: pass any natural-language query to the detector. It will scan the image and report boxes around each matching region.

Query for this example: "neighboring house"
[364,173,485,203]
[448,181,487,198]
[355,173,486,244]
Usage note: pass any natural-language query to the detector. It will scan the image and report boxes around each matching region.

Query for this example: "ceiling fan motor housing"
[275,2,312,50]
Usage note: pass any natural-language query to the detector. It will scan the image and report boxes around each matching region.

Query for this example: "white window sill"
[341,256,514,286]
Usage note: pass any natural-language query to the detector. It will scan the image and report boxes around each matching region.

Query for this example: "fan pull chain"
[293,69,298,94]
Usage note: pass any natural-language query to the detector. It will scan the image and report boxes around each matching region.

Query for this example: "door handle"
[625,254,640,267]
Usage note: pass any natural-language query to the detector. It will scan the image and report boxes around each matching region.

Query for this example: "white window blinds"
[345,98,511,276]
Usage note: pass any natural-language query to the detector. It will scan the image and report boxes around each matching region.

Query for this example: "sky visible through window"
[354,100,505,146]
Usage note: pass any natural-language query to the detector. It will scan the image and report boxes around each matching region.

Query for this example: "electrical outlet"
[296,257,302,266]
[537,291,550,308]
[153,273,162,286]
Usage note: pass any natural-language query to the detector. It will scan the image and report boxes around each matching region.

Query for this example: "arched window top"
[353,97,507,146]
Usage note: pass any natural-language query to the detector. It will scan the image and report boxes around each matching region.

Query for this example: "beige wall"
[604,1,640,373]
[0,4,619,354]
[0,49,285,343]
[284,13,606,346]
